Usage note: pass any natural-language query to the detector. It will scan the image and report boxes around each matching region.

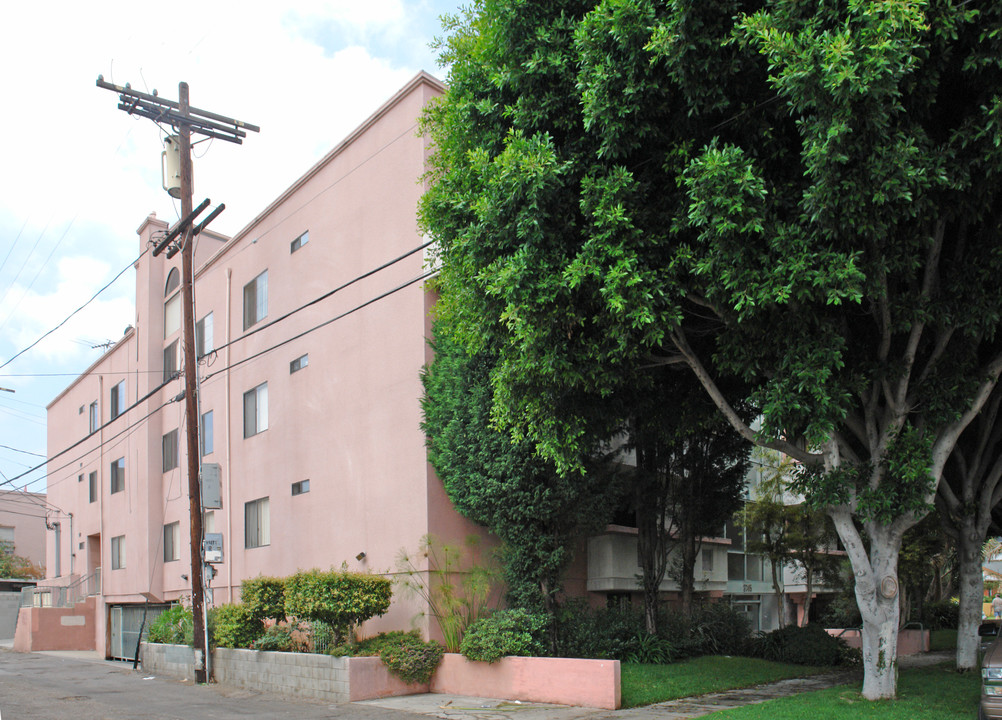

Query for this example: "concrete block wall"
[214,647,350,702]
[141,644,351,703]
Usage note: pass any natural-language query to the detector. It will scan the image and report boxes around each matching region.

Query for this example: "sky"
[0,0,461,495]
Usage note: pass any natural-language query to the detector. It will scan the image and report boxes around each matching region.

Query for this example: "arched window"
[164,268,180,297]
[164,268,181,337]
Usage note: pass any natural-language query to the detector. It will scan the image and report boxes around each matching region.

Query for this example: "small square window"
[291,479,310,496]
[290,354,309,374]
[291,231,309,253]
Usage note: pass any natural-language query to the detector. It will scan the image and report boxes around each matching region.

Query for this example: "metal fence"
[20,569,101,609]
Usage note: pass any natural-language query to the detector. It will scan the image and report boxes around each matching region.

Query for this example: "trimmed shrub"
[285,569,392,643]
[211,604,263,648]
[378,632,445,685]
[148,604,193,645]
[751,623,854,666]
[241,576,287,622]
[460,609,547,663]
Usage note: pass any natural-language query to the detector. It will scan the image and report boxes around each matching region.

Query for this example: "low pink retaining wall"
[349,656,429,701]
[13,597,97,652]
[826,628,930,656]
[431,654,621,710]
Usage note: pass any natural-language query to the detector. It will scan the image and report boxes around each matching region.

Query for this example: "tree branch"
[670,327,824,465]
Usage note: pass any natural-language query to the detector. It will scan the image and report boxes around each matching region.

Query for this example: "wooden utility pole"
[97,77,257,683]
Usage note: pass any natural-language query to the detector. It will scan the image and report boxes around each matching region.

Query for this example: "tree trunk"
[679,511,697,616]
[769,559,785,629]
[802,565,814,627]
[831,507,906,700]
[956,517,985,672]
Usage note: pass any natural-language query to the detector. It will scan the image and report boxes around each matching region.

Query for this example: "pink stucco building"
[36,72,486,658]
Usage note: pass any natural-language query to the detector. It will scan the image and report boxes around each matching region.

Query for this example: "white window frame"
[243,383,268,438]
[111,535,125,570]
[110,381,125,420]
[243,270,268,330]
[163,522,181,563]
[290,230,309,253]
[200,410,214,456]
[290,354,309,374]
[196,312,214,358]
[244,497,270,549]
[88,401,98,434]
[162,429,179,472]
[110,457,125,494]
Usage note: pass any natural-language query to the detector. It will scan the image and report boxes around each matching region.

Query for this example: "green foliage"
[148,604,193,645]
[240,576,286,622]
[422,326,616,613]
[378,633,445,685]
[0,541,43,579]
[751,624,859,667]
[395,535,498,652]
[923,600,959,631]
[284,569,391,644]
[460,609,548,663]
[250,622,308,653]
[210,604,263,649]
[555,601,752,661]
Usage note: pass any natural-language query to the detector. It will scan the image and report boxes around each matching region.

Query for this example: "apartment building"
[37,72,486,657]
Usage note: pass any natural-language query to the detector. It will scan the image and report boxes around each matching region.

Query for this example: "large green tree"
[422,0,1002,699]
[421,323,615,613]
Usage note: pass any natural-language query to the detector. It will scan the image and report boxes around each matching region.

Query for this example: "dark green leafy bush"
[554,602,642,660]
[148,604,193,645]
[285,569,392,643]
[241,576,287,622]
[460,609,548,663]
[751,623,856,666]
[378,632,445,684]
[625,632,675,664]
[210,604,263,648]
[923,600,959,630]
[251,622,309,652]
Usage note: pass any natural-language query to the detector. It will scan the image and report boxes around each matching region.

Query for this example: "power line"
[0,248,148,372]
[204,269,435,383]
[0,375,180,491]
[213,238,433,356]
[0,444,45,459]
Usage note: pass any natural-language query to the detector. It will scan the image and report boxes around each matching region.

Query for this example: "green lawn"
[620,656,832,707]
[931,629,958,651]
[712,664,978,719]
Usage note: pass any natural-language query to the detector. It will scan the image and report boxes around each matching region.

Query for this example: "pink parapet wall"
[826,628,930,656]
[431,654,621,710]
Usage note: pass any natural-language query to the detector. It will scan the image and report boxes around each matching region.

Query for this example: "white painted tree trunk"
[956,521,985,672]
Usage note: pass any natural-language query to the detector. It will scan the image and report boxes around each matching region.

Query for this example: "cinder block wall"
[140,644,351,703]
